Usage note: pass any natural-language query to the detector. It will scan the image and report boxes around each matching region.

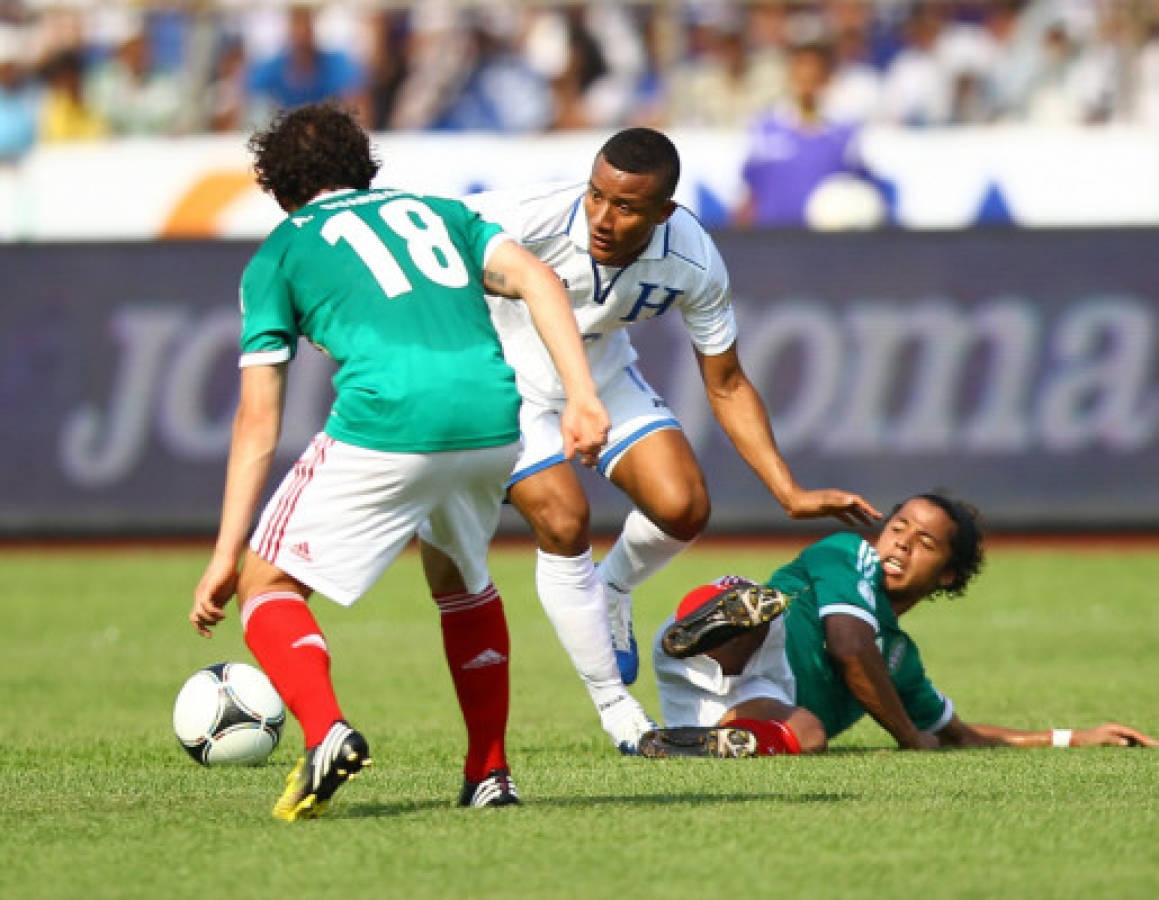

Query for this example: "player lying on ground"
[188,103,609,818]
[421,126,879,754]
[641,493,1156,757]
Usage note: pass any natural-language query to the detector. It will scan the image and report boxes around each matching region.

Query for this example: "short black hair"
[891,492,985,599]
[598,127,681,201]
[248,103,380,211]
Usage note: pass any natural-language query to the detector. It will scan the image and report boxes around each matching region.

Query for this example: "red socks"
[241,591,343,749]
[730,717,802,755]
[434,584,510,781]
[241,583,512,779]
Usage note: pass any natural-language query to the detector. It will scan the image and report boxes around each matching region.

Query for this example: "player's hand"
[189,554,240,638]
[1071,723,1157,748]
[561,394,610,468]
[783,488,882,527]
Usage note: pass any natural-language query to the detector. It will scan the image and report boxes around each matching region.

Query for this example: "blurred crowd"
[3,0,1159,160]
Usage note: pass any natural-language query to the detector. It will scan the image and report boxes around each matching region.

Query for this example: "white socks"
[596,508,694,594]
[535,548,622,700]
[536,548,655,746]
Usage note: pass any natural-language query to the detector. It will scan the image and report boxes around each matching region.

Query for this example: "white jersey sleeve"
[462,182,583,243]
[665,208,736,357]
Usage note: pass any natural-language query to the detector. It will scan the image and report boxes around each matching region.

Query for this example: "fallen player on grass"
[641,493,1156,757]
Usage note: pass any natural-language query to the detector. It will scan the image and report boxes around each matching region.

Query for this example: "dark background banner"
[2,230,1156,534]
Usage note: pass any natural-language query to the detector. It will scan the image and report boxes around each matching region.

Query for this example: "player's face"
[874,498,956,607]
[584,154,676,267]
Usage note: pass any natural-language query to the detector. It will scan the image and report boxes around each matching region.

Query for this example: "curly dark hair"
[598,127,681,201]
[890,492,985,599]
[247,103,380,212]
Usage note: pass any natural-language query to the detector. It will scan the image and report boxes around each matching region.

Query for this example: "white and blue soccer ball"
[173,662,285,766]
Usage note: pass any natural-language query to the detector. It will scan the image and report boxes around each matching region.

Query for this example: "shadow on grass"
[338,790,857,819]
[534,791,858,807]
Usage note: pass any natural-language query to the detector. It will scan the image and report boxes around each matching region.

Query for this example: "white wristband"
[1051,728,1073,748]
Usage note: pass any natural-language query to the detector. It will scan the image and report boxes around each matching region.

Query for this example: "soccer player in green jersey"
[641,493,1156,757]
[188,103,610,818]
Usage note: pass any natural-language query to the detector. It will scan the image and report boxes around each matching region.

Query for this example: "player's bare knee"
[788,709,828,754]
[528,504,591,556]
[647,490,710,542]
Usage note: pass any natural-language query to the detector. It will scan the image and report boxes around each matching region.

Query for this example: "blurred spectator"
[745,0,791,88]
[434,9,551,132]
[364,8,411,132]
[206,36,247,133]
[823,21,884,123]
[933,0,1033,123]
[524,2,644,130]
[85,12,184,135]
[541,6,612,129]
[246,4,367,125]
[735,41,883,229]
[0,0,1154,146]
[0,22,38,160]
[1133,24,1159,126]
[665,3,783,128]
[1021,20,1112,125]
[388,3,474,130]
[880,2,953,125]
[39,49,108,141]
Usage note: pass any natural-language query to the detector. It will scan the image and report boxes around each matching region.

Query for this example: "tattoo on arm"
[483,268,510,295]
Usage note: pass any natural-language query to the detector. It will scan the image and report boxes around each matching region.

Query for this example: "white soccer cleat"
[599,692,657,755]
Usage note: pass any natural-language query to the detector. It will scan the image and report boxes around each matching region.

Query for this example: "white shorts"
[251,433,520,606]
[509,364,680,485]
[652,615,797,727]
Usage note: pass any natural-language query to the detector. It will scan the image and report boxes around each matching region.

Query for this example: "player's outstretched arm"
[938,716,1157,748]
[484,240,609,465]
[695,345,880,526]
[825,613,939,750]
[190,364,287,637]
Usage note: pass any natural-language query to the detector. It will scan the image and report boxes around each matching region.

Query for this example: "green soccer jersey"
[769,533,953,739]
[238,188,520,453]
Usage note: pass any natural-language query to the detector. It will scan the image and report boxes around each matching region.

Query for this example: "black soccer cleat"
[639,726,759,759]
[272,720,371,821]
[662,584,790,658]
[459,768,521,808]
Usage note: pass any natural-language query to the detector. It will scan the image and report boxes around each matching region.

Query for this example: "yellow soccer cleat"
[272,720,371,821]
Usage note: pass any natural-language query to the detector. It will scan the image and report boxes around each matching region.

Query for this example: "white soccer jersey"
[465,183,737,404]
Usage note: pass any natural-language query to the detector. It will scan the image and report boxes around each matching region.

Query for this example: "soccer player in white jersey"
[188,104,609,817]
[419,128,880,753]
[641,494,1156,758]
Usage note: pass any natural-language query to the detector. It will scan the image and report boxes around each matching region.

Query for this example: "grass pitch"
[2,540,1156,899]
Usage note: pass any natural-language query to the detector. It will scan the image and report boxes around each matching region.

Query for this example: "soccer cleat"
[459,768,521,807]
[599,692,658,755]
[605,581,639,685]
[638,726,759,759]
[271,720,371,821]
[662,583,790,658]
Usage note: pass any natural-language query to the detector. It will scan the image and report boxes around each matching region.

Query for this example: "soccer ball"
[173,662,286,766]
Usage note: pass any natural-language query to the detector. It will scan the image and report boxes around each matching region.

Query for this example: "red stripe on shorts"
[257,434,332,561]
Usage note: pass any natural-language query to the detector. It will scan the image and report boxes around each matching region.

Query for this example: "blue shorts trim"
[507,452,567,488]
[596,417,682,477]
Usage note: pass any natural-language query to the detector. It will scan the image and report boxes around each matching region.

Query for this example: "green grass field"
[3,541,1157,899]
